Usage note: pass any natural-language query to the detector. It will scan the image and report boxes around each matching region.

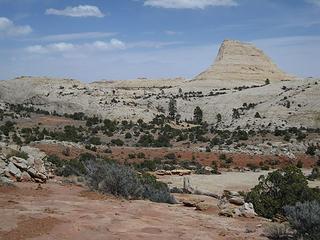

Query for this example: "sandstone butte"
[195,39,295,82]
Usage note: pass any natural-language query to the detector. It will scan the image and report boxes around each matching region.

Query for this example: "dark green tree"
[216,113,222,123]
[168,98,177,120]
[246,166,320,219]
[193,106,203,124]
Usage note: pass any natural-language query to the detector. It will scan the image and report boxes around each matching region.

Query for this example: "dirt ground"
[0,182,268,240]
[33,143,317,168]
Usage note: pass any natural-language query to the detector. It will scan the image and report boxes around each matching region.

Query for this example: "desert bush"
[86,160,143,198]
[164,152,176,160]
[128,153,136,159]
[133,159,159,172]
[284,201,320,240]
[263,223,292,240]
[254,112,262,118]
[261,165,270,171]
[0,121,15,136]
[246,166,320,219]
[153,134,171,147]
[136,152,145,158]
[139,173,176,203]
[247,163,259,171]
[211,161,219,174]
[111,138,124,146]
[8,150,29,160]
[50,153,96,177]
[137,134,154,147]
[62,147,71,156]
[219,153,227,161]
[308,167,320,181]
[59,159,87,177]
[47,155,63,168]
[85,160,175,203]
[88,137,102,145]
[306,145,316,156]
[125,132,132,139]
[296,160,303,168]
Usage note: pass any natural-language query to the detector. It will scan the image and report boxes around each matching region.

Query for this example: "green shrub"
[261,165,270,171]
[296,160,303,168]
[164,152,176,160]
[8,150,29,160]
[111,138,124,146]
[134,160,158,172]
[139,173,176,203]
[263,223,292,240]
[211,161,219,174]
[85,160,175,203]
[306,145,316,156]
[88,137,102,145]
[47,155,63,168]
[125,132,132,139]
[284,201,320,240]
[247,163,258,171]
[128,153,136,159]
[308,167,320,181]
[246,166,320,219]
[136,152,145,158]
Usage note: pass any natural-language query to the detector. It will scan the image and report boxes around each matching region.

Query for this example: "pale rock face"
[195,40,295,82]
[7,162,22,179]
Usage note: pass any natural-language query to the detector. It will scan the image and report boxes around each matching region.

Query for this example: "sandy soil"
[0,182,268,240]
[160,170,320,195]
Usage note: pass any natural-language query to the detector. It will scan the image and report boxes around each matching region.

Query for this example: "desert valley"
[1,1,320,240]
[0,38,319,240]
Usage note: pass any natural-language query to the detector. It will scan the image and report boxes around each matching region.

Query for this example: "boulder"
[183,199,203,207]
[195,203,212,211]
[223,190,240,198]
[219,208,234,218]
[236,203,257,218]
[7,162,22,179]
[229,197,245,206]
[34,158,46,173]
[0,159,6,173]
[27,167,47,181]
[21,146,46,161]
[0,176,14,185]
[10,157,29,171]
[21,171,32,182]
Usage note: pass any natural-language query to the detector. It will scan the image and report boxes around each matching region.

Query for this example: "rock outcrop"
[195,39,295,82]
[0,145,50,183]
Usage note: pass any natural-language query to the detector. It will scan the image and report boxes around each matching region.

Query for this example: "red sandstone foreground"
[0,182,268,240]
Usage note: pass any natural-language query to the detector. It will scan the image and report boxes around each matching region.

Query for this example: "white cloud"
[89,39,126,50]
[143,0,238,9]
[25,38,184,55]
[26,42,75,54]
[45,5,105,18]
[306,0,320,6]
[164,30,182,35]
[0,17,32,37]
[39,32,117,42]
[128,41,183,48]
[26,39,125,54]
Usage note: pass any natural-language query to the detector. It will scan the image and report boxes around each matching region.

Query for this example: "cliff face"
[195,40,295,82]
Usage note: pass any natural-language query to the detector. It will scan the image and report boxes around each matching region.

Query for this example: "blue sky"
[0,0,320,82]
